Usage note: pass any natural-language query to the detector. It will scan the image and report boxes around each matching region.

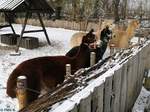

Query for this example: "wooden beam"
[15,11,29,52]
[4,12,16,35]
[23,30,44,33]
[37,12,51,45]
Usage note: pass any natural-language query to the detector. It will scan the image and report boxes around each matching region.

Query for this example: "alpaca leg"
[26,75,41,104]
[100,43,107,59]
[27,90,40,104]
[96,47,103,62]
[43,77,59,91]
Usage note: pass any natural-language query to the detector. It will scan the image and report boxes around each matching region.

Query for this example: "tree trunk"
[121,0,128,19]
[103,0,108,11]
[113,0,120,22]
[72,0,79,21]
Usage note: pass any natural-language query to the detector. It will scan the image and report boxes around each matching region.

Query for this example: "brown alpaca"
[70,19,114,48]
[6,36,95,104]
[109,19,139,48]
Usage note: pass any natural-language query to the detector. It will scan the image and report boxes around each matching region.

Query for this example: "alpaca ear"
[112,34,116,38]
[89,29,94,33]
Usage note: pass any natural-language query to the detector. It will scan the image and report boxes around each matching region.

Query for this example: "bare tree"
[93,0,104,18]
[137,1,145,22]
[72,0,79,20]
[121,0,128,19]
[47,0,65,19]
[113,0,120,22]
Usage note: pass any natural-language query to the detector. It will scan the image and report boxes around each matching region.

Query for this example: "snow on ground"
[0,24,78,111]
[132,87,150,112]
[0,24,149,112]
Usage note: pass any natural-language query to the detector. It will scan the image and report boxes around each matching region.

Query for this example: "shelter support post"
[4,12,16,35]
[37,12,51,45]
[15,11,29,53]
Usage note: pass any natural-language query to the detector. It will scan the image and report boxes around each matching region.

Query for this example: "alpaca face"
[82,35,96,45]
[109,24,115,31]
[101,19,114,30]
[100,27,112,45]
[133,20,140,29]
[82,30,96,45]
[95,19,115,41]
[110,20,140,48]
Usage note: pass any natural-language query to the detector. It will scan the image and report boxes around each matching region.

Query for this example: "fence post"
[138,37,141,44]
[110,44,116,55]
[17,76,27,110]
[65,64,72,79]
[90,52,96,66]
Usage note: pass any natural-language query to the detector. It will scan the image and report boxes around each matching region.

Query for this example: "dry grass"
[0,16,5,24]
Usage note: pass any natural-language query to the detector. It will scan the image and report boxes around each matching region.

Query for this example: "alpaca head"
[101,19,114,30]
[126,19,140,39]
[81,29,96,45]
[130,19,140,29]
[95,19,115,40]
[111,19,140,41]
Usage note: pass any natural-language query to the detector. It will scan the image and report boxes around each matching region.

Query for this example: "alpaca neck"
[70,43,90,68]
[76,43,89,58]
[126,22,136,39]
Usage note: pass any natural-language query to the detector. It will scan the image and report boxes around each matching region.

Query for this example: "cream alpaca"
[110,20,139,48]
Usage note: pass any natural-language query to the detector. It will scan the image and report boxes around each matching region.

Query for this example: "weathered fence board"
[104,76,113,112]
[146,43,150,69]
[78,94,92,112]
[92,83,104,112]
[133,54,140,104]
[111,67,122,112]
[136,51,141,96]
[126,56,138,111]
[120,63,128,112]
[125,59,132,112]
[69,104,78,112]
[78,95,91,112]
[137,52,143,98]
[140,47,146,86]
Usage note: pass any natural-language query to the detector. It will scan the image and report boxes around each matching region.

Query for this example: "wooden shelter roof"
[0,0,54,52]
[0,0,54,13]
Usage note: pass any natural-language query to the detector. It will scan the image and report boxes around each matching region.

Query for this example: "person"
[96,25,112,62]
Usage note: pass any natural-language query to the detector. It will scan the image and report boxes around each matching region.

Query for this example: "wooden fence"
[15,18,101,31]
[50,41,150,112]
[20,40,150,112]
